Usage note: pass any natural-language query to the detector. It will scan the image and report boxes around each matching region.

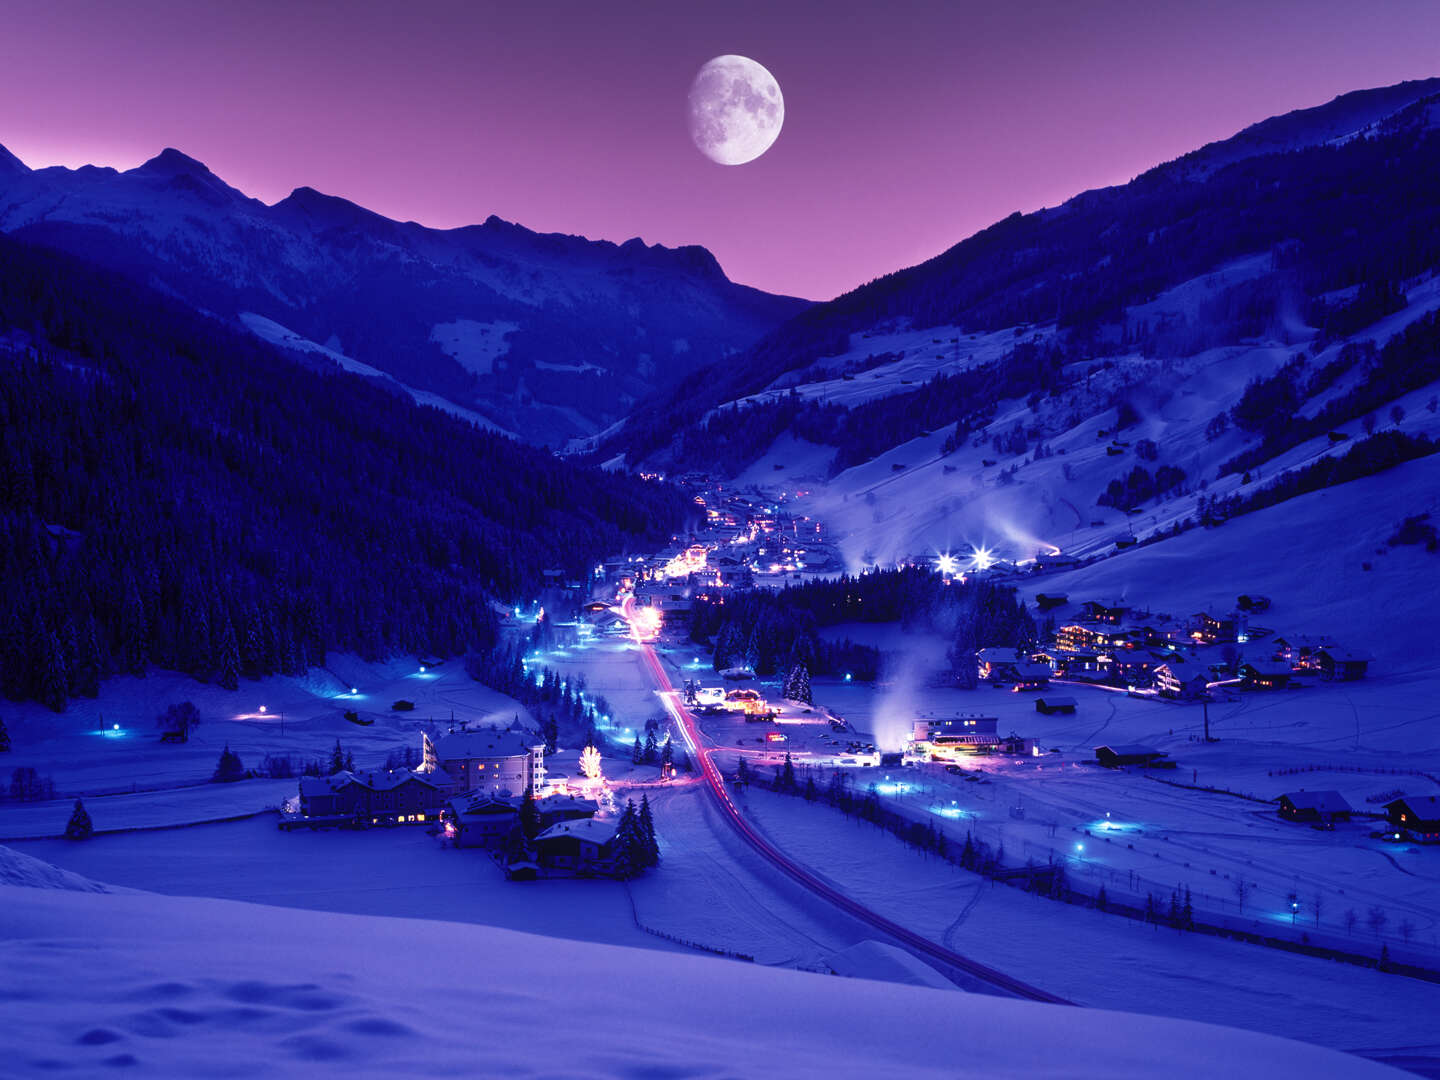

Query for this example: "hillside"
[0,234,686,712]
[600,79,1440,582]
[0,856,1405,1078]
[0,146,808,445]
[608,78,1440,470]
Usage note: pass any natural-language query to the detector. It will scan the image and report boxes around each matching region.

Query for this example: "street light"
[259,705,267,714]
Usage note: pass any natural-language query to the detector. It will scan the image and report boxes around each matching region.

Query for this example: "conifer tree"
[212,744,245,783]
[216,617,240,691]
[330,739,346,775]
[631,734,644,764]
[642,729,658,764]
[735,757,751,786]
[660,735,674,773]
[40,630,67,713]
[638,794,659,868]
[612,800,642,879]
[782,662,812,704]
[0,716,9,752]
[520,786,542,840]
[65,797,93,841]
[780,752,798,791]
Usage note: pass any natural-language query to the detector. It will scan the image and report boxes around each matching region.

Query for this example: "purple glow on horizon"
[0,0,1437,300]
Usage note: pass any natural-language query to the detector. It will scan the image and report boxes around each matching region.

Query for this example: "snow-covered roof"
[1389,795,1440,819]
[1280,790,1351,813]
[436,729,540,761]
[450,793,519,817]
[1097,744,1166,758]
[1241,661,1293,677]
[535,817,617,845]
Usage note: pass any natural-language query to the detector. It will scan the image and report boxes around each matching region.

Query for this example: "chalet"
[1192,611,1238,645]
[1035,696,1077,715]
[1315,647,1371,682]
[533,817,619,875]
[1239,661,1293,691]
[1277,790,1352,826]
[977,648,1025,681]
[1098,652,1156,689]
[1385,796,1440,844]
[445,793,519,849]
[1095,744,1170,769]
[1081,600,1128,624]
[1035,553,1080,573]
[1154,659,1209,700]
[1012,661,1052,691]
[1273,634,1333,665]
[1036,648,1102,677]
[536,794,599,830]
[297,767,453,827]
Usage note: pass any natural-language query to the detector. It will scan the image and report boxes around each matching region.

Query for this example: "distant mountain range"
[0,145,807,444]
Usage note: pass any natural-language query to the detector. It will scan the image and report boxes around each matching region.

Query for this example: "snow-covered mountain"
[0,146,807,443]
[610,78,1440,571]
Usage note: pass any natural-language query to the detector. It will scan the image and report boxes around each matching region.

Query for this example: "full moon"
[687,55,784,166]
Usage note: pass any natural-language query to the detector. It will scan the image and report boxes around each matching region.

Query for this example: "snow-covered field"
[6,863,1402,1079]
[0,653,534,836]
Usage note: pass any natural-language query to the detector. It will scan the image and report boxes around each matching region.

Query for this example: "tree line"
[0,235,685,712]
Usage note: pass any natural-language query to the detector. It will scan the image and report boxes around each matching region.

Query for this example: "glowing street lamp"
[259,705,267,714]
[937,553,959,576]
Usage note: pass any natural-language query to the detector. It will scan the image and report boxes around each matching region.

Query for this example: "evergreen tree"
[1096,885,1109,911]
[216,617,240,691]
[329,739,346,775]
[612,800,643,879]
[803,775,819,802]
[735,757,751,787]
[40,630,67,713]
[642,729,658,764]
[660,735,674,773]
[631,735,644,764]
[1182,885,1194,930]
[343,749,355,772]
[519,786,542,840]
[0,716,9,752]
[783,662,812,704]
[212,744,245,783]
[637,794,660,868]
[64,797,93,841]
[780,752,798,791]
[542,714,558,755]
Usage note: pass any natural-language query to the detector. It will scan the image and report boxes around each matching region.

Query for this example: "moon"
[687,55,784,166]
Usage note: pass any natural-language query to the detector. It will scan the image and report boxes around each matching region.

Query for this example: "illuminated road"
[621,596,1072,1004]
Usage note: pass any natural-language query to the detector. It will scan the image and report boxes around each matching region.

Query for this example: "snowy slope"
[0,877,1405,1078]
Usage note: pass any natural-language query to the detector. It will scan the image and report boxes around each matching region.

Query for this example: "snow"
[0,870,1406,1078]
[0,653,533,801]
[240,312,517,437]
[732,786,1437,1063]
[428,318,517,376]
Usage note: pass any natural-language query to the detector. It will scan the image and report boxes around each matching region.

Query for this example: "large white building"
[428,729,545,797]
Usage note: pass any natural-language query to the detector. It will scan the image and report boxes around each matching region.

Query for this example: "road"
[620,596,1072,1004]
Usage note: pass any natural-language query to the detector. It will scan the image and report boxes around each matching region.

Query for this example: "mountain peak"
[0,142,30,178]
[133,147,214,178]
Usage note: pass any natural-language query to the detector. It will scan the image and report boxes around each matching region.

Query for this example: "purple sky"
[2,1,1439,300]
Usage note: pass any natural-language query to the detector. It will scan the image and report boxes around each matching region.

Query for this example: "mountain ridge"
[0,141,808,443]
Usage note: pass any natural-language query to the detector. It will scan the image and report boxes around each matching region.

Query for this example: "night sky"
[3,0,1438,300]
